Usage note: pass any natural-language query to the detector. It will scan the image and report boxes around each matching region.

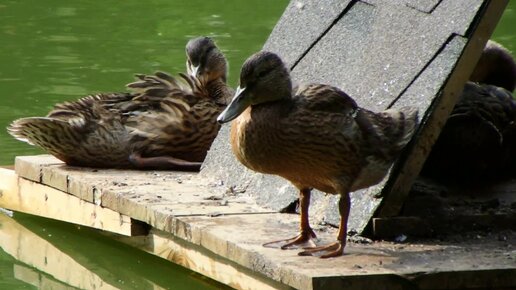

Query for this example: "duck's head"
[217,51,292,123]
[186,36,228,84]
[470,40,516,92]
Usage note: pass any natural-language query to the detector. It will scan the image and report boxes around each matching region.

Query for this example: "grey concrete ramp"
[202,0,508,234]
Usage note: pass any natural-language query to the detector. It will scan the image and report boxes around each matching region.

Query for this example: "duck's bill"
[189,64,200,79]
[217,86,250,123]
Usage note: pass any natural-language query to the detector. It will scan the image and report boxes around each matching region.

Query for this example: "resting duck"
[421,40,516,184]
[8,37,231,170]
[217,51,418,258]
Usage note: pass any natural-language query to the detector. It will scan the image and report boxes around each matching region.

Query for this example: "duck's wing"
[126,71,208,102]
[125,94,221,162]
[113,71,208,116]
[124,72,222,161]
[294,83,418,154]
[355,106,419,159]
[294,84,358,114]
[48,93,132,124]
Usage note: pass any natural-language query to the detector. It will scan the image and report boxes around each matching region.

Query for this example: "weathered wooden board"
[169,214,515,290]
[0,168,146,236]
[4,161,516,290]
[201,0,509,234]
[14,155,273,233]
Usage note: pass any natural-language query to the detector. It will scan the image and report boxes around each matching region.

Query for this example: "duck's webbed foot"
[129,152,202,171]
[263,228,317,249]
[298,240,345,258]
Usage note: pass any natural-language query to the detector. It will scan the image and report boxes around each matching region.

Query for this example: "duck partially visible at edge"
[421,40,516,184]
[8,37,232,171]
[217,51,419,258]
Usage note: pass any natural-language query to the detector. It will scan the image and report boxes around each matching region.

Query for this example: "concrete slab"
[201,0,508,233]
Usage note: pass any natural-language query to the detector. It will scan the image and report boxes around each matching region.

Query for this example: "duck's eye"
[257,70,268,78]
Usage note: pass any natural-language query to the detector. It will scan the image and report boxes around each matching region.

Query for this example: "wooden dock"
[1,156,515,290]
[1,0,516,289]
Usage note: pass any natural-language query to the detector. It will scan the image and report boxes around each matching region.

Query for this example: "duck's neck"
[206,78,233,106]
[249,96,292,121]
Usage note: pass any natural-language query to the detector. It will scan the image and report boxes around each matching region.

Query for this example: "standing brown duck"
[7,37,232,170]
[217,51,418,258]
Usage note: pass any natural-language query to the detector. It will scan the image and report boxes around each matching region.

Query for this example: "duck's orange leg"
[129,152,202,171]
[263,188,317,249]
[299,192,350,258]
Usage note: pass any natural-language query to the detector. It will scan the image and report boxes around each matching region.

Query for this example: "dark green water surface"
[0,1,515,289]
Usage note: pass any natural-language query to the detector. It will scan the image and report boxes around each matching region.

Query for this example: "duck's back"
[125,72,229,162]
[128,94,225,162]
[422,82,516,182]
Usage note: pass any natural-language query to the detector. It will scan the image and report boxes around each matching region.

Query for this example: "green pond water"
[0,0,287,289]
[0,1,515,289]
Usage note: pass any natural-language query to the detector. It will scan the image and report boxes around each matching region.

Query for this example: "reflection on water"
[0,212,229,290]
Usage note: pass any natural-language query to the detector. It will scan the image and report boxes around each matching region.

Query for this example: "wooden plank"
[13,155,274,233]
[14,154,63,182]
[170,214,516,290]
[4,213,221,290]
[3,162,515,290]
[0,168,146,236]
[15,155,103,203]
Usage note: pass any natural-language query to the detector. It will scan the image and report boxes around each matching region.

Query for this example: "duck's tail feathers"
[7,114,130,167]
[398,106,419,147]
[381,106,419,150]
[7,117,87,158]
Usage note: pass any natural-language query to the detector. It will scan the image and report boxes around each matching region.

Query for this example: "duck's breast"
[230,104,366,193]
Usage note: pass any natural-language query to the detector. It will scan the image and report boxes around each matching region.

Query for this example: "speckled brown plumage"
[218,51,419,258]
[7,37,231,170]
